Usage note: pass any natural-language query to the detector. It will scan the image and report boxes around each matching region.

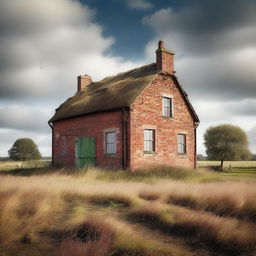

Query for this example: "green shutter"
[76,137,96,168]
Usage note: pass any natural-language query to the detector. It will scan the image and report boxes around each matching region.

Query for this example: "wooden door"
[76,137,96,168]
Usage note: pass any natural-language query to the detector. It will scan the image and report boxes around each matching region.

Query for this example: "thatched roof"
[49,63,199,123]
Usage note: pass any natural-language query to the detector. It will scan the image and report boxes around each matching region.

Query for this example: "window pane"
[144,130,149,140]
[178,134,186,154]
[112,142,116,153]
[144,130,153,140]
[107,132,115,143]
[144,129,155,151]
[107,143,111,153]
[106,132,116,154]
[164,97,170,107]
[178,144,183,153]
[148,141,153,151]
[163,97,172,117]
[148,130,153,140]
[178,134,184,143]
[164,107,170,117]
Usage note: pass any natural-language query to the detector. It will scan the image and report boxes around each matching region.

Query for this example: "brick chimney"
[156,40,175,75]
[77,75,92,92]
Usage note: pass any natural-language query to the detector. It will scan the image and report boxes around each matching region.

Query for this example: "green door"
[76,137,96,168]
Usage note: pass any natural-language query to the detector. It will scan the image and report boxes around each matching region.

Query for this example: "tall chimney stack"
[77,75,92,92]
[156,40,175,75]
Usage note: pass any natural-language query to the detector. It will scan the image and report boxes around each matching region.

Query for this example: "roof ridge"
[97,63,156,84]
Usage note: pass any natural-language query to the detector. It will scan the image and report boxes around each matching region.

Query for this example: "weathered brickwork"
[52,73,196,169]
[53,111,123,167]
[51,41,198,170]
[129,74,196,169]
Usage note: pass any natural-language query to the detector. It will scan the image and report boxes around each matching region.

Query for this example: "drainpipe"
[48,121,54,165]
[121,108,128,169]
[194,121,200,169]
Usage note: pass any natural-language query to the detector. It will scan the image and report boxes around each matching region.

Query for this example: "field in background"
[197,160,256,168]
[0,159,51,171]
[0,164,256,256]
[1,159,255,171]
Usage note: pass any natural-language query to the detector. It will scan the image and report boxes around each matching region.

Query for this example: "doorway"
[75,137,96,168]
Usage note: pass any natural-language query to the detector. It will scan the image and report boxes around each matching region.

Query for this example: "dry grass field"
[0,160,51,171]
[0,164,256,256]
[197,160,256,168]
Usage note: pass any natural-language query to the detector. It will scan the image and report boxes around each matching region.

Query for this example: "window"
[144,129,155,152]
[162,97,172,117]
[106,132,116,155]
[178,134,186,154]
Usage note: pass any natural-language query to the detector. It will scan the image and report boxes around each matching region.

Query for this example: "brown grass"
[54,216,116,256]
[1,169,256,255]
[166,182,256,221]
[129,202,256,254]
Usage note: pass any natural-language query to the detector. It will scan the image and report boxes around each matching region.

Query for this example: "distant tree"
[197,154,206,161]
[8,138,41,161]
[204,124,251,169]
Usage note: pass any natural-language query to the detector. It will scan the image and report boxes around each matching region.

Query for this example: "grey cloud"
[0,0,141,100]
[228,100,256,116]
[0,0,142,156]
[143,0,256,101]
[176,51,256,100]
[143,0,256,55]
[0,105,51,132]
[126,0,153,10]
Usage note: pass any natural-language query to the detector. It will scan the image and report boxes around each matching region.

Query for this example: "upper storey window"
[162,97,173,117]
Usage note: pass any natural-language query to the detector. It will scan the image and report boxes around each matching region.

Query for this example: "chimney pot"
[77,75,92,92]
[156,40,175,75]
[158,40,164,49]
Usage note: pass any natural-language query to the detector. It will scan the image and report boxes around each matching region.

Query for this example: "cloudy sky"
[0,0,255,156]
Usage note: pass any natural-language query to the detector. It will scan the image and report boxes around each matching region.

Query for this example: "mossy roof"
[49,63,199,123]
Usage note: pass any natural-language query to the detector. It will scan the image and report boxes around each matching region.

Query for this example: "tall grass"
[166,182,256,221]
[0,164,218,182]
[54,216,116,256]
[0,188,64,246]
[129,202,256,254]
[1,167,256,256]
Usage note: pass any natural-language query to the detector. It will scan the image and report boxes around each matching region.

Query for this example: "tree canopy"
[8,138,41,161]
[204,124,251,168]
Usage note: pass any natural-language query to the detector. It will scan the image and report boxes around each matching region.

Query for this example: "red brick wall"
[129,74,196,169]
[52,111,123,167]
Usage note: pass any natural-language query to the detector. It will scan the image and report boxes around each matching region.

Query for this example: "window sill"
[144,151,156,155]
[104,154,116,158]
[178,153,188,158]
[162,116,174,120]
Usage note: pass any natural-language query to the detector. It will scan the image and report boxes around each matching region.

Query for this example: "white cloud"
[142,2,256,155]
[0,105,51,132]
[0,0,143,156]
[126,0,153,10]
[0,0,142,100]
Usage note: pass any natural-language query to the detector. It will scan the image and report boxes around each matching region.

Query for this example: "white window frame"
[162,95,173,117]
[144,129,155,152]
[178,134,186,154]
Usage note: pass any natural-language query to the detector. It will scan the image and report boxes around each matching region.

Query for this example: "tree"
[204,124,251,169]
[8,138,41,161]
[197,154,206,161]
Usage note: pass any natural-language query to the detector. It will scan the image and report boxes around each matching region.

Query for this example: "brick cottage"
[49,41,199,169]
